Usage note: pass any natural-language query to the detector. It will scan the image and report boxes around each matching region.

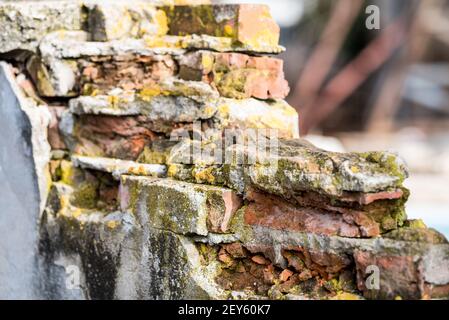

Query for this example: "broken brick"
[222,243,247,259]
[163,4,280,50]
[178,51,289,99]
[244,190,380,238]
[251,255,270,265]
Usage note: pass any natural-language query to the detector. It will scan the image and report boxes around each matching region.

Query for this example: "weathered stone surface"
[163,4,280,50]
[39,179,449,300]
[264,187,407,233]
[0,62,51,298]
[26,55,79,97]
[137,138,178,164]
[178,51,289,99]
[144,34,284,53]
[68,86,298,135]
[46,161,121,211]
[40,182,134,299]
[241,139,409,197]
[72,155,167,179]
[383,219,448,244]
[0,1,82,54]
[39,31,185,61]
[135,227,225,299]
[41,179,225,300]
[67,79,218,117]
[85,2,168,42]
[120,175,242,235]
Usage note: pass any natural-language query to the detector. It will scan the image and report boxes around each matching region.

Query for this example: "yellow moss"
[36,64,55,96]
[240,19,280,49]
[260,115,285,129]
[144,35,185,49]
[71,208,82,219]
[131,23,141,37]
[223,24,234,38]
[281,103,299,117]
[203,105,217,118]
[217,104,230,117]
[127,165,148,176]
[109,11,132,39]
[137,146,168,164]
[60,160,74,185]
[140,86,161,97]
[194,167,216,184]
[57,30,67,39]
[351,166,360,173]
[406,219,427,229]
[167,164,178,177]
[70,182,98,209]
[155,10,169,36]
[59,195,70,212]
[108,95,120,107]
[201,53,215,72]
[138,86,171,101]
[145,36,168,48]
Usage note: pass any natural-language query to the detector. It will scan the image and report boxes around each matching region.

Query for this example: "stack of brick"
[1,0,448,300]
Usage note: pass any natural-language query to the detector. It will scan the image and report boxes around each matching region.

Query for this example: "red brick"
[179,51,289,99]
[48,106,67,150]
[73,115,159,160]
[163,4,280,49]
[354,251,423,300]
[340,189,404,205]
[279,269,294,282]
[251,255,270,265]
[244,190,380,238]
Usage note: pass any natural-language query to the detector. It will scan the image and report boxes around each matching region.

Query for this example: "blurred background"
[218,0,449,237]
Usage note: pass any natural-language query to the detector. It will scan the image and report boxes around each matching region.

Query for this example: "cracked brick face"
[79,54,177,95]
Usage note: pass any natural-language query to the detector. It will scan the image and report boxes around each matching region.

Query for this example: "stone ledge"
[0,1,82,54]
[119,175,243,235]
[72,155,167,179]
[162,4,280,50]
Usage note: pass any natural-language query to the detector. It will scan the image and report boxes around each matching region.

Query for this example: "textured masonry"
[0,0,448,300]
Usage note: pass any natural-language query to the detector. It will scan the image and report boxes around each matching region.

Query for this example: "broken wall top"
[0,0,283,55]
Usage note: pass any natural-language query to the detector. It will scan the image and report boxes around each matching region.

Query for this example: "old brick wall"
[0,0,448,300]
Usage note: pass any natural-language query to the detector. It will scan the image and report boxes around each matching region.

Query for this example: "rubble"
[0,0,448,300]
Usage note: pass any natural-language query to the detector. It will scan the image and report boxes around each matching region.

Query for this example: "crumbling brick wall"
[0,0,448,300]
